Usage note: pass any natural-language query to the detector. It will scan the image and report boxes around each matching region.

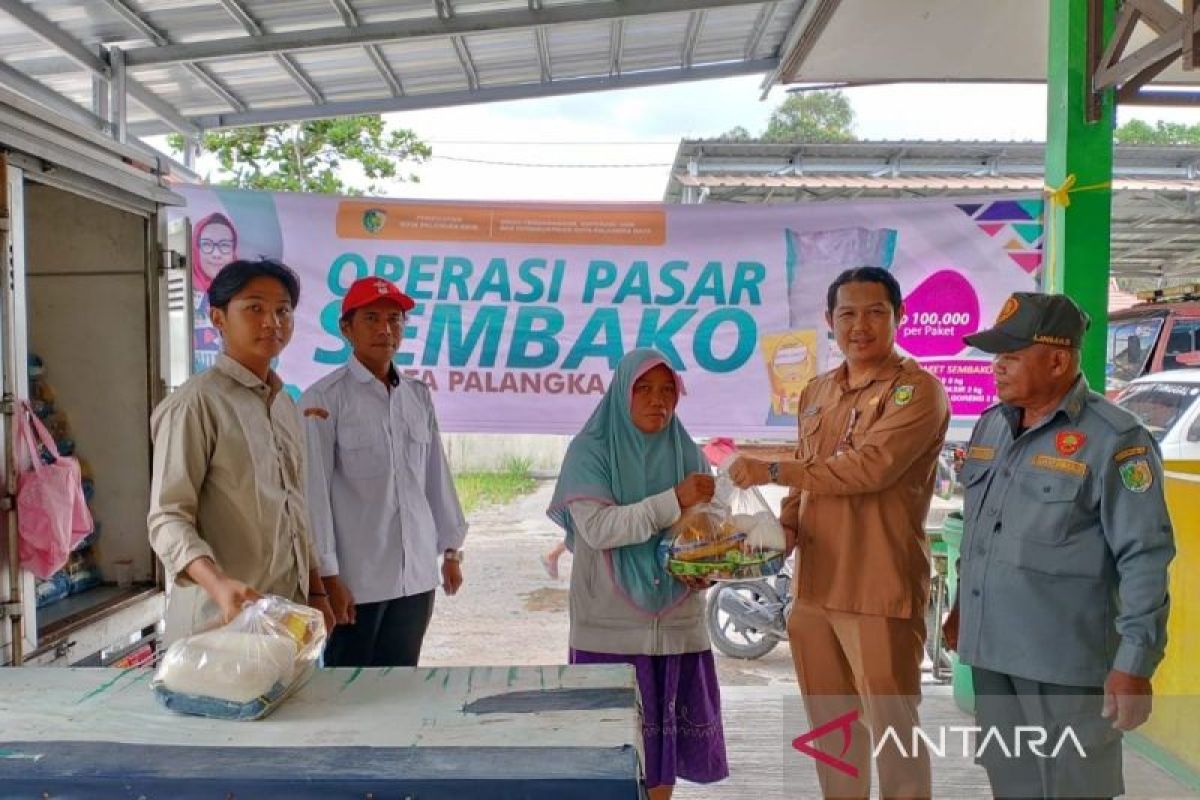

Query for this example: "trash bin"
[940,511,975,713]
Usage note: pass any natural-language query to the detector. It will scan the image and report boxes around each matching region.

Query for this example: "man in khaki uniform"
[945,292,1174,798]
[731,266,949,799]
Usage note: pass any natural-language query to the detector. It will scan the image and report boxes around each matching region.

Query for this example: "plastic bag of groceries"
[151,595,325,721]
[662,463,788,581]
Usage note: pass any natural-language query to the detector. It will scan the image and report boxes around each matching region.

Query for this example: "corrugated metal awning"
[674,174,1200,193]
[665,138,1200,283]
[0,0,799,137]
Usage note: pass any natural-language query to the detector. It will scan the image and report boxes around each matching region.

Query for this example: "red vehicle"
[1106,285,1200,396]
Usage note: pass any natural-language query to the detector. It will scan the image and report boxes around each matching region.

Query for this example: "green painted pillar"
[1045,0,1116,387]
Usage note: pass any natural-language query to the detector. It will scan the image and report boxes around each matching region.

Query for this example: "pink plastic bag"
[14,402,92,579]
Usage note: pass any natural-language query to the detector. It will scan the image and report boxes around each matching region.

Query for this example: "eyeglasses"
[198,238,235,255]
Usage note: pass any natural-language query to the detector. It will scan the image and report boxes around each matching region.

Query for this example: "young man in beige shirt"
[149,259,333,641]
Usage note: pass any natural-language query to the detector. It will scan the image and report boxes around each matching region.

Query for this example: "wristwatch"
[767,462,781,484]
[443,549,464,564]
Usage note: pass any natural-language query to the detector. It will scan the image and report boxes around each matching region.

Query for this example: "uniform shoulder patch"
[1114,445,1149,463]
[893,385,915,407]
[1119,459,1154,493]
[303,407,330,420]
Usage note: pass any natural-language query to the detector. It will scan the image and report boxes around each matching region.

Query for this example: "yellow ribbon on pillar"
[1042,174,1112,291]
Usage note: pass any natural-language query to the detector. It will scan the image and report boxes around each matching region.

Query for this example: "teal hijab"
[548,348,706,616]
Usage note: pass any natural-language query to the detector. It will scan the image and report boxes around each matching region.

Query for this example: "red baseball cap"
[341,277,415,316]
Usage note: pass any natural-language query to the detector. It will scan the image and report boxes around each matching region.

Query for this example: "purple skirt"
[570,647,729,789]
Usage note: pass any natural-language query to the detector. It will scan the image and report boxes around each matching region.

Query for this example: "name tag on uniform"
[1030,454,1087,478]
[967,446,995,461]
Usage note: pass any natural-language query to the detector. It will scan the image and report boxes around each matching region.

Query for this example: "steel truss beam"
[0,0,199,134]
[186,57,779,131]
[122,0,770,67]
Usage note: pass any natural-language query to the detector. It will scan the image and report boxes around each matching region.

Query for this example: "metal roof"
[0,0,800,138]
[664,139,1200,283]
[1,1,1197,148]
[764,0,1200,99]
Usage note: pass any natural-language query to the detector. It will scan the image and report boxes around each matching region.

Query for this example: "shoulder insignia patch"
[1031,454,1088,478]
[1055,430,1087,457]
[1114,445,1148,463]
[893,385,915,407]
[1119,459,1154,493]
[303,407,330,420]
[967,446,995,461]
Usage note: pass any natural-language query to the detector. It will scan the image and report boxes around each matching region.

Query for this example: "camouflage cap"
[964,292,1090,354]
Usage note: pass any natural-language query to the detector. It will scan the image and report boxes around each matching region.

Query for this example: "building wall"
[1141,460,1200,779]
[440,433,570,477]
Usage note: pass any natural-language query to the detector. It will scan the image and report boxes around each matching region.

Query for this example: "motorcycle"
[706,557,793,660]
[706,451,958,661]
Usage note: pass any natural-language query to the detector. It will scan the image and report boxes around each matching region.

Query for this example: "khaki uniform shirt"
[958,377,1175,687]
[781,353,949,618]
[148,354,312,639]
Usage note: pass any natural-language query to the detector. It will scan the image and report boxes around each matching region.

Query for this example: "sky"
[178,77,1200,203]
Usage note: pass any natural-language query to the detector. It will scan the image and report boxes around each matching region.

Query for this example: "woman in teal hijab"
[548,348,728,798]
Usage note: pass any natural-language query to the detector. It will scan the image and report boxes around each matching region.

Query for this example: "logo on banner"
[362,208,387,234]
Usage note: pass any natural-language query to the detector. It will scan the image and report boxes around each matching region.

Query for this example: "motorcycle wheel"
[705,581,783,660]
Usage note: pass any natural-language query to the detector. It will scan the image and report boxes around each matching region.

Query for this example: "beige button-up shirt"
[148,354,312,638]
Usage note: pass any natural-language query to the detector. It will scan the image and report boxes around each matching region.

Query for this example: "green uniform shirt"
[958,376,1175,687]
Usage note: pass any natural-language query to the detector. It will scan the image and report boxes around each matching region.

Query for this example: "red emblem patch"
[1055,431,1086,457]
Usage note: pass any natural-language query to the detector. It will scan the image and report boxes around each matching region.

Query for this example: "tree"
[1114,118,1200,146]
[721,125,754,141]
[761,90,855,143]
[168,115,431,195]
[718,89,856,142]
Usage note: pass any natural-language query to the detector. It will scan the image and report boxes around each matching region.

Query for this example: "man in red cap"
[300,277,468,667]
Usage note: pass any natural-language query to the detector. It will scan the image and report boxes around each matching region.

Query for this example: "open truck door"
[0,89,185,666]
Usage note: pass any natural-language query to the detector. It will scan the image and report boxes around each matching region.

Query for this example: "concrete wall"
[441,433,570,477]
[1140,460,1200,782]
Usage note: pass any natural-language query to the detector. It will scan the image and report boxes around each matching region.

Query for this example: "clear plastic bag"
[151,595,326,721]
[663,465,788,581]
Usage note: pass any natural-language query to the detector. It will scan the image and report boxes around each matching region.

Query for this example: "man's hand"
[942,604,960,653]
[209,576,261,623]
[1102,669,1153,731]
[782,525,798,554]
[309,593,336,635]
[185,557,260,624]
[728,457,771,489]
[442,559,463,596]
[322,574,356,625]
[674,472,716,509]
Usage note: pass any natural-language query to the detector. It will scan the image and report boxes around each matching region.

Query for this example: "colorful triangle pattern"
[958,199,1045,276]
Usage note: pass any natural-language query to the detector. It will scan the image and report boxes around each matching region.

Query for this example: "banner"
[176,187,1042,438]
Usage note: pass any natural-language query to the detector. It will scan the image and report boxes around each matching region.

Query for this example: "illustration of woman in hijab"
[192,212,239,293]
[192,212,240,371]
